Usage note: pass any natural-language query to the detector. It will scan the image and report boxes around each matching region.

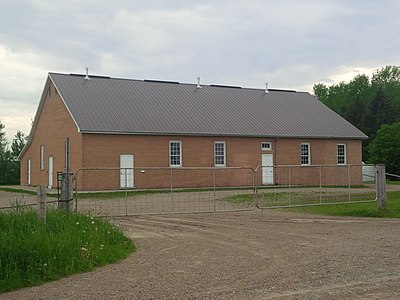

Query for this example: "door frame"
[48,156,54,188]
[261,154,274,185]
[27,159,31,185]
[120,154,135,188]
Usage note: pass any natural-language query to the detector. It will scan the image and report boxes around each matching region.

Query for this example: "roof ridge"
[49,72,306,92]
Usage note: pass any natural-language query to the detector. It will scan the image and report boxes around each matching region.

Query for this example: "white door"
[27,159,31,185]
[262,154,274,185]
[120,154,134,188]
[48,156,54,188]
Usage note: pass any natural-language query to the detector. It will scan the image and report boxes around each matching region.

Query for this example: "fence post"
[288,166,291,206]
[37,186,46,222]
[170,168,174,212]
[347,164,351,202]
[213,168,216,212]
[125,168,128,216]
[376,164,387,211]
[60,173,73,211]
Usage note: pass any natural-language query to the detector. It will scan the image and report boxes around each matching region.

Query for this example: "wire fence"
[70,164,378,216]
[255,164,376,209]
[0,164,382,216]
[73,167,256,216]
[0,193,58,213]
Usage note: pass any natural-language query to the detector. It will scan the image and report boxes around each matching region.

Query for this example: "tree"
[11,131,27,159]
[0,121,7,160]
[0,122,28,185]
[0,121,10,184]
[313,65,400,161]
[368,122,400,175]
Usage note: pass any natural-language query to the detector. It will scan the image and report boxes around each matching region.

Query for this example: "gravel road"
[2,209,400,299]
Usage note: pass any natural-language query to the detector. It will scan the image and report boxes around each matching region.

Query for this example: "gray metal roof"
[49,72,367,139]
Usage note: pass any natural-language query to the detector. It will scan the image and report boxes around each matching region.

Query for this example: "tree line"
[313,65,400,174]
[0,121,27,185]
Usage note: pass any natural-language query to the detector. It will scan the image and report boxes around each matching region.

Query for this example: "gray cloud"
[0,0,399,139]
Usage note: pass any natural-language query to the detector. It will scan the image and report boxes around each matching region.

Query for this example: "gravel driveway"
[2,209,400,299]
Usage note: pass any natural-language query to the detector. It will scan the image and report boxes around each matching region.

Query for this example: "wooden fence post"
[37,186,46,222]
[376,164,387,211]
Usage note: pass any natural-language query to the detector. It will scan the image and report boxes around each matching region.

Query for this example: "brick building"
[19,72,367,190]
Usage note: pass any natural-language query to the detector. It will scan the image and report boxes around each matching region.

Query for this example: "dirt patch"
[2,209,400,299]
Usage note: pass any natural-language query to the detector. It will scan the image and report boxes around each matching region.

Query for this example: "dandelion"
[43,263,48,267]
[81,246,88,251]
[100,244,104,250]
[91,221,95,225]
[76,222,79,225]
[95,227,98,231]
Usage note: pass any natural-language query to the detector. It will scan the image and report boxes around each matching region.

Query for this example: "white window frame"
[214,141,226,167]
[300,143,310,166]
[169,140,182,167]
[337,144,347,165]
[261,142,272,151]
[40,145,45,170]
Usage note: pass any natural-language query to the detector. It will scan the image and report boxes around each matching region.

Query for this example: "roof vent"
[85,67,90,80]
[197,77,202,89]
[265,82,269,93]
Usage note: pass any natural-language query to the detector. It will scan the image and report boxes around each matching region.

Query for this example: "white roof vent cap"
[85,67,90,80]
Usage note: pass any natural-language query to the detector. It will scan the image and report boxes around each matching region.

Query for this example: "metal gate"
[72,165,378,216]
[73,167,257,216]
[255,164,377,210]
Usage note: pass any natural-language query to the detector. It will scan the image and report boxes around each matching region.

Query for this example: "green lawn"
[293,191,400,218]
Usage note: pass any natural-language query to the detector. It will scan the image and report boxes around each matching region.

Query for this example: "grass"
[0,209,134,294]
[224,190,400,218]
[75,186,255,199]
[294,191,400,218]
[0,187,58,198]
[0,187,36,195]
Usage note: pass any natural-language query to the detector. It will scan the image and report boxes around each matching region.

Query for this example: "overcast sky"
[0,0,399,140]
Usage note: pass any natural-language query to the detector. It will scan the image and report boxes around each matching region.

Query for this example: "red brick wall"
[78,134,363,190]
[19,80,83,188]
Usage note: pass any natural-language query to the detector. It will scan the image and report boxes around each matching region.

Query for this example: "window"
[261,142,272,151]
[300,143,310,165]
[337,144,346,165]
[40,145,45,170]
[214,141,226,167]
[169,141,182,167]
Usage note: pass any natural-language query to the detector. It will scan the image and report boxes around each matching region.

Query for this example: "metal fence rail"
[71,164,379,216]
[0,194,58,213]
[0,164,389,216]
[255,164,376,210]
[73,167,257,216]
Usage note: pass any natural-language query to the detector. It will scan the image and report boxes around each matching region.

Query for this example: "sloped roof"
[49,72,367,139]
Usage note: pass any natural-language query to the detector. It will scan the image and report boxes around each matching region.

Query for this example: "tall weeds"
[0,209,134,293]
